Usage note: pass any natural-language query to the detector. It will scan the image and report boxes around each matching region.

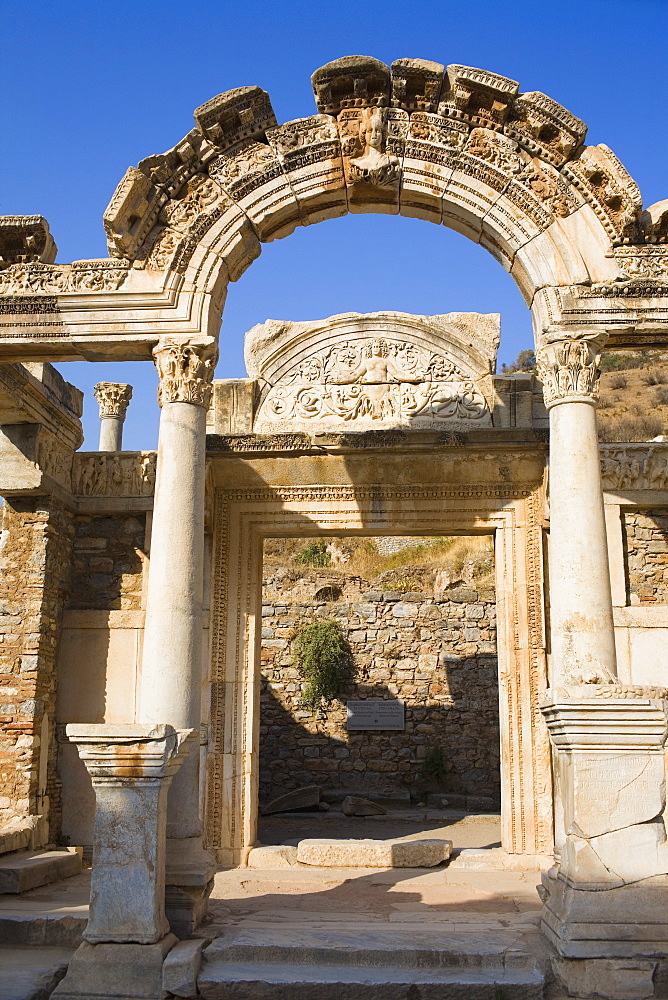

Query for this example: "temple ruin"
[1,54,668,1000]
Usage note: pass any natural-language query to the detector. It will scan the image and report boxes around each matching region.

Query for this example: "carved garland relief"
[255,335,490,431]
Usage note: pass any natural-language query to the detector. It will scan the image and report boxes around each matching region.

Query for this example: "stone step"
[200,925,546,999]
[198,961,546,999]
[0,945,73,1000]
[202,925,541,972]
[0,849,82,894]
[0,910,87,947]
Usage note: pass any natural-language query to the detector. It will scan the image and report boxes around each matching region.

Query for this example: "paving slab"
[0,946,72,1000]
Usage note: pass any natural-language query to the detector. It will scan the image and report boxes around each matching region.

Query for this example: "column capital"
[536,327,609,409]
[93,382,132,418]
[153,336,218,409]
[65,724,196,784]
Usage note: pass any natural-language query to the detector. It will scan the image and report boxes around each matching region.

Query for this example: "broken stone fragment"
[261,785,321,815]
[341,795,387,816]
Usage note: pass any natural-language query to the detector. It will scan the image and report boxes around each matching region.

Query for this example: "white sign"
[346,699,405,731]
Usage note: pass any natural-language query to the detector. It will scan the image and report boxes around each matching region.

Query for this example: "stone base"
[166,837,217,937]
[541,869,668,959]
[52,934,177,1000]
[551,956,660,1000]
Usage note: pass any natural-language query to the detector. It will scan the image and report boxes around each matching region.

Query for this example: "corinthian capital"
[94,382,133,418]
[153,337,218,409]
[536,327,609,409]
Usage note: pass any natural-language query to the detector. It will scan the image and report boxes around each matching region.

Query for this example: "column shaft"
[548,400,617,682]
[99,415,123,451]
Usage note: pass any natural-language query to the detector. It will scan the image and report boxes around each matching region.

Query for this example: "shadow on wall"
[258,665,501,811]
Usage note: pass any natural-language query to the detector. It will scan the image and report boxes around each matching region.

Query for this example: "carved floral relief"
[255,335,489,431]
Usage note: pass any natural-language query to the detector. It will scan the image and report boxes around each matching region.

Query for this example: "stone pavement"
[0,813,553,998]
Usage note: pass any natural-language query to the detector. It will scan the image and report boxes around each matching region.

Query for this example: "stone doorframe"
[205,482,551,866]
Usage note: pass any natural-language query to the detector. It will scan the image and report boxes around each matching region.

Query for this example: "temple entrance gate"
[206,463,551,866]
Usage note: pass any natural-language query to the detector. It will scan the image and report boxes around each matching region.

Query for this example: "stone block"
[52,935,177,1000]
[247,845,298,868]
[552,956,657,1000]
[0,848,81,894]
[162,938,204,999]
[296,838,452,868]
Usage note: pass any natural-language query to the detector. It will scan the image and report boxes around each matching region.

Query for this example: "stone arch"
[102,56,660,349]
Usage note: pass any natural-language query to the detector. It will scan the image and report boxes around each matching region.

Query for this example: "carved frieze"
[611,246,668,281]
[257,336,488,430]
[72,452,156,496]
[0,260,130,295]
[248,312,497,434]
[153,337,218,408]
[600,445,668,491]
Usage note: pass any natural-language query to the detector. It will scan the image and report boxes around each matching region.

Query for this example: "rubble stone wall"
[0,497,74,839]
[259,585,500,807]
[623,509,668,604]
[68,514,146,611]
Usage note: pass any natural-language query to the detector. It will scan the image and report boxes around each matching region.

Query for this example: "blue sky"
[2,0,667,449]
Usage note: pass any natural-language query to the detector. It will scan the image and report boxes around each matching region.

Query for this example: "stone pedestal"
[94,382,132,452]
[541,688,668,999]
[53,724,195,1000]
[138,337,218,935]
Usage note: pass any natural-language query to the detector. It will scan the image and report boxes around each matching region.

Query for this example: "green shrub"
[292,620,351,709]
[600,352,649,371]
[419,746,445,782]
[295,539,331,567]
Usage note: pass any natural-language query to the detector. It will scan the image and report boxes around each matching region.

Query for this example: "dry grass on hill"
[596,352,668,442]
[263,535,495,597]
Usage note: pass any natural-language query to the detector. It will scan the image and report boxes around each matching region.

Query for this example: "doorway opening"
[257,533,502,852]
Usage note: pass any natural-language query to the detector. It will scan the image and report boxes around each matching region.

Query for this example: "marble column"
[53,725,195,1000]
[93,382,132,451]
[138,335,217,936]
[537,328,617,684]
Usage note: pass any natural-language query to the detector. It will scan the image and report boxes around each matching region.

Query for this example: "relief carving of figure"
[258,335,488,430]
[348,110,400,187]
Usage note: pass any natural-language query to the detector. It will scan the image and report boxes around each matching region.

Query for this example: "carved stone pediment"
[245,311,498,433]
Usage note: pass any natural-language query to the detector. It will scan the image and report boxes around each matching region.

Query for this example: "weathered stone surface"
[296,838,451,868]
[0,849,81,894]
[0,946,72,1000]
[52,935,177,1000]
[247,845,298,868]
[262,785,321,815]
[552,956,656,1000]
[341,796,387,817]
[162,938,204,999]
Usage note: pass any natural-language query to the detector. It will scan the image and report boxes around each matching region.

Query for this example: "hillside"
[597,352,668,442]
[262,535,495,603]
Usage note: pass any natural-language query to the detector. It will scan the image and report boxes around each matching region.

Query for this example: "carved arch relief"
[1,56,666,357]
[246,310,498,432]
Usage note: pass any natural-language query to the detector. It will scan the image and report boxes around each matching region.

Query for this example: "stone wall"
[623,509,668,604]
[69,514,146,611]
[259,584,499,808]
[0,497,74,841]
